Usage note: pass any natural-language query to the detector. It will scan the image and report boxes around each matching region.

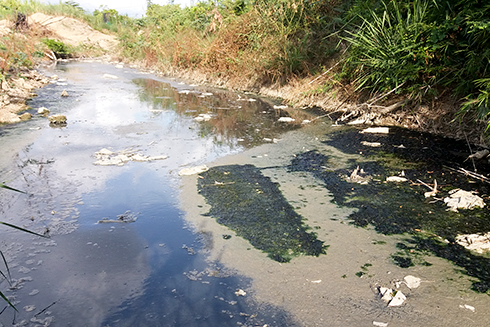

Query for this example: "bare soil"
[0,13,118,124]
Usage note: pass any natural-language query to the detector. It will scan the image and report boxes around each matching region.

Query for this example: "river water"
[0,61,490,327]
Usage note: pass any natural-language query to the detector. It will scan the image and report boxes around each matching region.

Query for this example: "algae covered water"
[1,60,490,327]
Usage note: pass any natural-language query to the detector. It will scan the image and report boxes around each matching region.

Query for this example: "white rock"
[388,291,406,307]
[273,105,288,109]
[386,176,408,182]
[373,322,388,327]
[360,127,390,134]
[37,107,50,115]
[404,275,421,289]
[278,117,295,123]
[178,165,209,176]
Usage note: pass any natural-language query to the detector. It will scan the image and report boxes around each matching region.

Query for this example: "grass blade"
[0,222,48,238]
[0,183,25,194]
[0,291,17,311]
[0,251,11,284]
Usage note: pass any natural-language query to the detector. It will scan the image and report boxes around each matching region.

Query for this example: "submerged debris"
[97,210,138,223]
[455,232,490,253]
[444,189,485,212]
[93,148,168,166]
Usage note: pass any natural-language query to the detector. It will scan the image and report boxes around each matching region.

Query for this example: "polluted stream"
[1,61,490,326]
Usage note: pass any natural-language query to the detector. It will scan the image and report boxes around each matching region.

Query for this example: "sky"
[39,0,194,18]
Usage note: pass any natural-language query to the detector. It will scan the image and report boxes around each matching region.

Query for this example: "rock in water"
[48,114,67,124]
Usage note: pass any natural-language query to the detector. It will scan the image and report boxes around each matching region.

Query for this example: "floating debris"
[455,232,490,253]
[278,117,295,123]
[347,166,370,184]
[361,141,382,147]
[235,289,246,296]
[93,148,168,166]
[97,210,138,223]
[103,74,118,79]
[360,127,389,134]
[386,176,408,183]
[178,165,209,176]
[444,189,485,212]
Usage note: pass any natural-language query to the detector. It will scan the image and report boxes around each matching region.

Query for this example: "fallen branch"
[443,166,490,184]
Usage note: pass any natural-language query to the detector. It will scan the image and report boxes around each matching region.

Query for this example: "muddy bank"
[180,121,490,327]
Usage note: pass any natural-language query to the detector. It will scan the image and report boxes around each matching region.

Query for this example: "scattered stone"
[19,112,32,121]
[360,127,389,134]
[60,89,69,97]
[48,114,67,124]
[278,117,295,123]
[37,107,50,116]
[455,232,490,253]
[361,141,382,147]
[444,189,485,212]
[235,289,246,296]
[178,165,209,176]
[404,275,421,289]
[386,176,408,183]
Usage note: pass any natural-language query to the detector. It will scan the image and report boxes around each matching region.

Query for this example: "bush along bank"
[111,0,490,142]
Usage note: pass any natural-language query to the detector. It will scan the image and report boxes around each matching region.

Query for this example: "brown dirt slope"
[0,13,118,124]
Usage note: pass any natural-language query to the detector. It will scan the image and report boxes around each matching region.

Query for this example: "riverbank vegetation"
[1,0,490,141]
